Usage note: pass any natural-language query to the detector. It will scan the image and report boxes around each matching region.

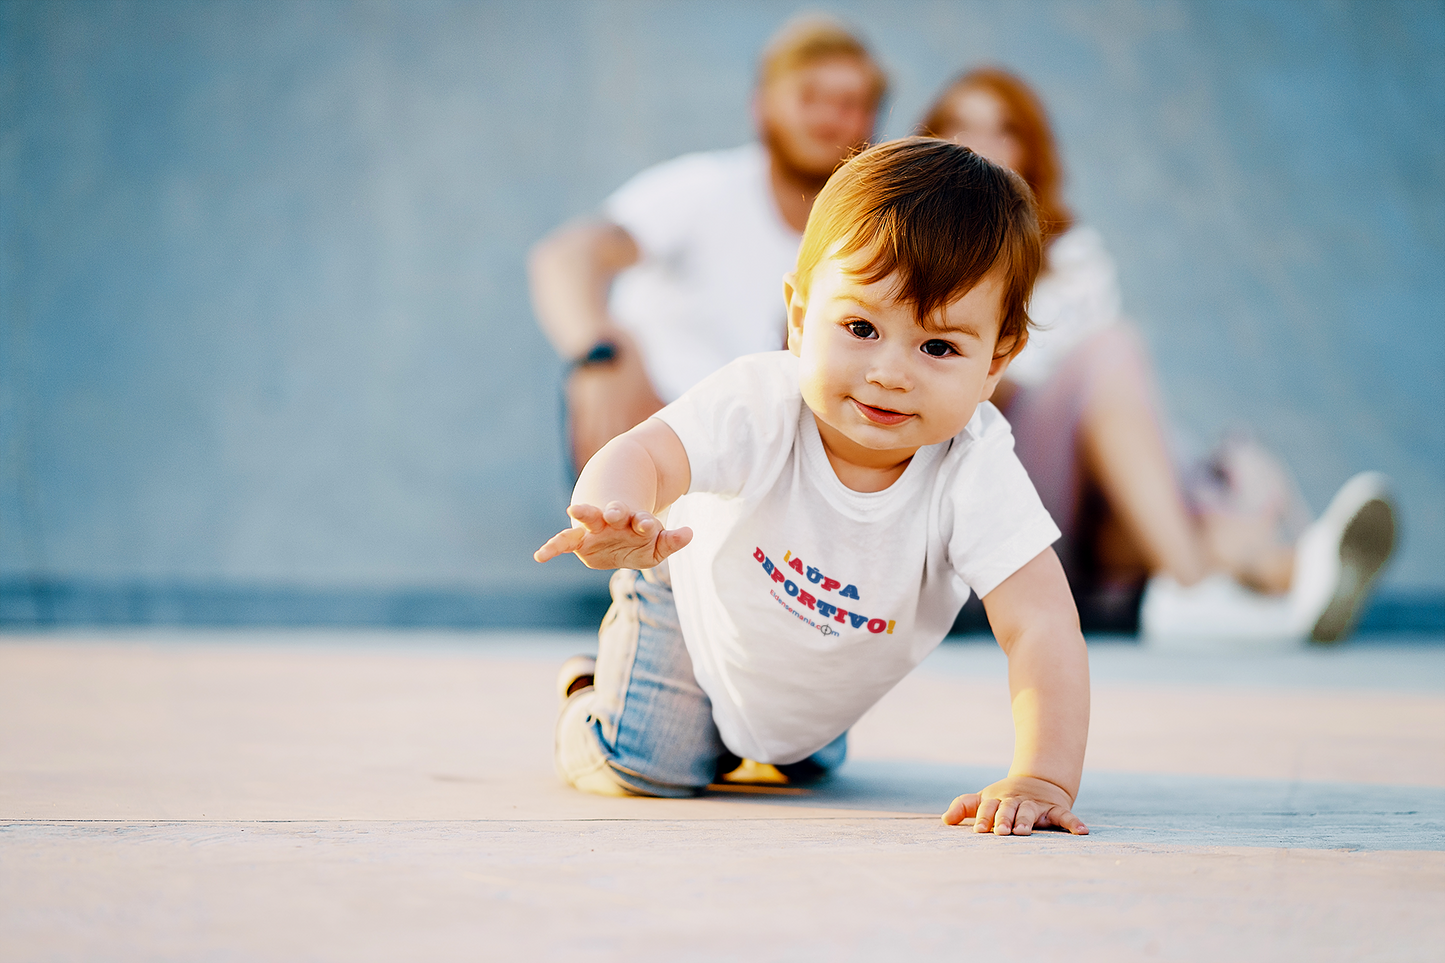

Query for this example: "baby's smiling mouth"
[850,398,914,426]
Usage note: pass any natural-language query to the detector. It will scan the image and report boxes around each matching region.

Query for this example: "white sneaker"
[1140,573,1301,650]
[1288,472,1396,643]
[556,654,597,704]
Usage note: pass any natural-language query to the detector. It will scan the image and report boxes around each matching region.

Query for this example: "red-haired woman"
[919,68,1395,644]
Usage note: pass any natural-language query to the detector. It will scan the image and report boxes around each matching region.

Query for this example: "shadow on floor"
[703,759,1445,851]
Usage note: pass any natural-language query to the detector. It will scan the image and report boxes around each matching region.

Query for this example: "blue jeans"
[555,568,847,797]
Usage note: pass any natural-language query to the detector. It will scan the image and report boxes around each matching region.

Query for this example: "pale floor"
[3,630,1443,962]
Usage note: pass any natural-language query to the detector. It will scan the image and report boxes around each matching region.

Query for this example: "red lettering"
[821,577,840,592]
[753,547,765,562]
[788,556,804,574]
[771,568,786,584]
[798,591,816,610]
[867,618,887,634]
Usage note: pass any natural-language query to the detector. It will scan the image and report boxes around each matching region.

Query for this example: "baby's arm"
[943,547,1090,835]
[534,418,694,570]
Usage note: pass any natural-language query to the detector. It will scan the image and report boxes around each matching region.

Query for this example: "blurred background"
[2,0,1441,629]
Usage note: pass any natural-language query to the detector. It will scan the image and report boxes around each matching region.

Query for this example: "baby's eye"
[920,339,957,357]
[846,320,877,339]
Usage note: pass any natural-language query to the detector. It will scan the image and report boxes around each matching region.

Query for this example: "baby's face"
[786,251,1012,475]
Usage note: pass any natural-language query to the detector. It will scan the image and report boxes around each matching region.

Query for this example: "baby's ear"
[992,323,1028,363]
[982,325,1023,397]
[783,272,806,356]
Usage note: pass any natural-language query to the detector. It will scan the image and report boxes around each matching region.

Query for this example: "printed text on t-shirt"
[753,547,896,634]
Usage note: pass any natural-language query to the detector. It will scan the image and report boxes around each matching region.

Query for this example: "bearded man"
[528,16,887,471]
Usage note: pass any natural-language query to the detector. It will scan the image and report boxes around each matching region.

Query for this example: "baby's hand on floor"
[942,775,1088,836]
[533,501,693,570]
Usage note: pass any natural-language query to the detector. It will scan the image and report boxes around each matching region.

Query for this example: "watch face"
[582,341,617,366]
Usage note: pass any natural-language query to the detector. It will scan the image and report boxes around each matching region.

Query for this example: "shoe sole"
[1311,497,1395,643]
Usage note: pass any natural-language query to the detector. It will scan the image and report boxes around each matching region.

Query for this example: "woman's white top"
[1008,225,1123,389]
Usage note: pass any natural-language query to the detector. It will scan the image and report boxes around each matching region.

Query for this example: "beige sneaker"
[556,654,597,703]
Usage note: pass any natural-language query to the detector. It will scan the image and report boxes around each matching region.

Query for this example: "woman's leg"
[555,568,729,797]
[1006,326,1204,585]
[1008,325,1292,593]
[1076,348,1208,586]
[1081,333,1302,593]
[1197,511,1295,594]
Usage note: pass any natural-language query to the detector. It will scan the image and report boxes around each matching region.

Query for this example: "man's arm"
[527,219,639,360]
[943,547,1090,835]
[527,219,664,470]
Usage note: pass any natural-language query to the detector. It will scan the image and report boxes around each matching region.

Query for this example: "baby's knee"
[555,687,703,798]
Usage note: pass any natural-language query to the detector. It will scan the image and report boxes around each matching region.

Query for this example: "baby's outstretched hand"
[942,775,1088,836]
[533,501,693,570]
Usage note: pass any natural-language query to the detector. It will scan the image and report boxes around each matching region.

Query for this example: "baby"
[536,137,1089,835]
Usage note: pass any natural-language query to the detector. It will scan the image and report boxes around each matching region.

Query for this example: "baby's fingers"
[534,527,586,563]
[653,526,693,562]
[942,793,980,826]
[565,503,608,533]
[630,511,661,538]
[992,797,1021,835]
[600,501,634,528]
[973,796,1001,833]
[1039,805,1089,836]
[1008,800,1047,836]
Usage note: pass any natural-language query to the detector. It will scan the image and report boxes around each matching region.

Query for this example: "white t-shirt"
[1008,225,1122,389]
[654,352,1061,764]
[604,144,802,402]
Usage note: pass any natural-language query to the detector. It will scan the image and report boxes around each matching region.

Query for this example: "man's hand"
[942,774,1088,836]
[527,219,659,472]
[534,501,692,570]
[567,338,664,471]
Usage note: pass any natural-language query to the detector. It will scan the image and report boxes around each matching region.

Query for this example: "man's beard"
[761,118,854,192]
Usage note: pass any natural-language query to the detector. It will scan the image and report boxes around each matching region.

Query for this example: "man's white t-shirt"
[1006,225,1122,389]
[604,144,801,403]
[653,352,1061,764]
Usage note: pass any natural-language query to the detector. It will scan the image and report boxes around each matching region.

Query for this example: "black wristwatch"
[569,340,618,370]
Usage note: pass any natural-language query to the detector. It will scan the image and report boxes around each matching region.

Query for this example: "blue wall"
[2,0,1442,625]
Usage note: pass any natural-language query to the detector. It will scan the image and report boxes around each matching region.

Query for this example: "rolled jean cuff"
[555,687,703,798]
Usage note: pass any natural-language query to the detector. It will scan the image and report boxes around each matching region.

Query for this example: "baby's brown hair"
[794,137,1042,358]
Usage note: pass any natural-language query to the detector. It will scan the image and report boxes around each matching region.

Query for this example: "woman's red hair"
[920,68,1074,247]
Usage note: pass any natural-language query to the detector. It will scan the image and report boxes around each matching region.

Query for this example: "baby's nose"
[868,342,917,387]
[866,360,912,390]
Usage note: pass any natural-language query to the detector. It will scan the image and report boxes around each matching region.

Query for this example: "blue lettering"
[784,580,799,597]
[840,584,860,600]
[848,612,868,629]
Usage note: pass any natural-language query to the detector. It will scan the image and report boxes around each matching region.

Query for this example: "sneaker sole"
[1311,497,1395,643]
